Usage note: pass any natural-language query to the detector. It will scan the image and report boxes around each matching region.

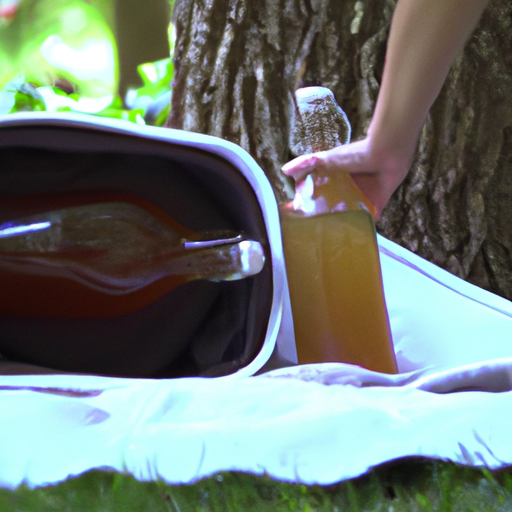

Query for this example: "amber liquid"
[0,257,188,319]
[0,191,195,319]
[0,191,262,319]
[280,209,397,374]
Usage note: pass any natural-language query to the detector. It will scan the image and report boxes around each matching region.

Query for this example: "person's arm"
[282,0,491,216]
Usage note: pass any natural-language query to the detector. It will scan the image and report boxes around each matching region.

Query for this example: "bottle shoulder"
[279,171,376,219]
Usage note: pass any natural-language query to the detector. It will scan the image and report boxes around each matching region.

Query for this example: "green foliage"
[0,75,143,124]
[0,0,117,98]
[93,96,146,125]
[0,75,46,113]
[0,61,173,125]
[123,58,174,126]
[0,0,175,126]
[1,460,512,512]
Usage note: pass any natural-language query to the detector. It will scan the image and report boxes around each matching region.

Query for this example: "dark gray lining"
[0,125,273,377]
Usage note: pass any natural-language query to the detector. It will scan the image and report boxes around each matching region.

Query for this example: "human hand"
[281,137,410,218]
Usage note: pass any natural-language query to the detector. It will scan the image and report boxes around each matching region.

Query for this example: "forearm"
[369,0,491,167]
[282,0,491,215]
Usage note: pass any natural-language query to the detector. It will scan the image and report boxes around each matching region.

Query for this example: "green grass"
[2,459,512,511]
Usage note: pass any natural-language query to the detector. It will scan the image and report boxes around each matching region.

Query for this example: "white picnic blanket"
[2,234,512,489]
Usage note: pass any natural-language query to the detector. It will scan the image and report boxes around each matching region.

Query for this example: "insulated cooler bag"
[0,113,297,378]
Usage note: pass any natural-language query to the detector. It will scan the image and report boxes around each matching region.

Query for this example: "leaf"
[124,56,173,126]
[4,78,46,112]
[0,90,15,114]
[0,0,117,98]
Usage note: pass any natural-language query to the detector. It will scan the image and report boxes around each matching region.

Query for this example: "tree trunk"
[168,0,512,300]
[168,0,334,202]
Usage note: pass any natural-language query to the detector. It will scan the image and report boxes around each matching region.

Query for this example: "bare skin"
[282,0,492,217]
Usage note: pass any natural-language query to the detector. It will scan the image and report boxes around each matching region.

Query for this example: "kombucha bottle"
[0,192,265,318]
[280,87,397,373]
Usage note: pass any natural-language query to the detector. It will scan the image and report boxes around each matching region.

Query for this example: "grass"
[2,459,512,511]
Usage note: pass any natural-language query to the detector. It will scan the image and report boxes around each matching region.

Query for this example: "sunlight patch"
[40,34,114,83]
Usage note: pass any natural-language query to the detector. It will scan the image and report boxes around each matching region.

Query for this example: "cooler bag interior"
[0,115,278,378]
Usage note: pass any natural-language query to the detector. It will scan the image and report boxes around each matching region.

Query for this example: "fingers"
[281,141,388,218]
[281,152,328,184]
[282,140,374,183]
[281,138,410,218]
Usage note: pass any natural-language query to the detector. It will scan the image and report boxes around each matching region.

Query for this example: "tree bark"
[168,0,512,300]
[168,0,334,202]
[380,1,512,299]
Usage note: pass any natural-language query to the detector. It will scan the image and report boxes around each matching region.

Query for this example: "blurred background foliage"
[0,0,174,125]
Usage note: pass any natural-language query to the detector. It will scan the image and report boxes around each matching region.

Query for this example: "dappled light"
[0,0,173,124]
[0,0,117,97]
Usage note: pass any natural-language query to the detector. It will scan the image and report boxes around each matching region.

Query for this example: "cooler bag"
[0,112,297,378]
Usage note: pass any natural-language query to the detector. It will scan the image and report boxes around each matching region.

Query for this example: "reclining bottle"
[279,87,397,373]
[0,192,265,318]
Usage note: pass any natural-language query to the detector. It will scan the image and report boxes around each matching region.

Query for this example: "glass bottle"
[279,87,397,374]
[0,191,265,318]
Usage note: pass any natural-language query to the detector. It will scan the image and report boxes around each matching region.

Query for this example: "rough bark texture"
[376,1,512,300]
[168,0,334,202]
[169,0,512,300]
